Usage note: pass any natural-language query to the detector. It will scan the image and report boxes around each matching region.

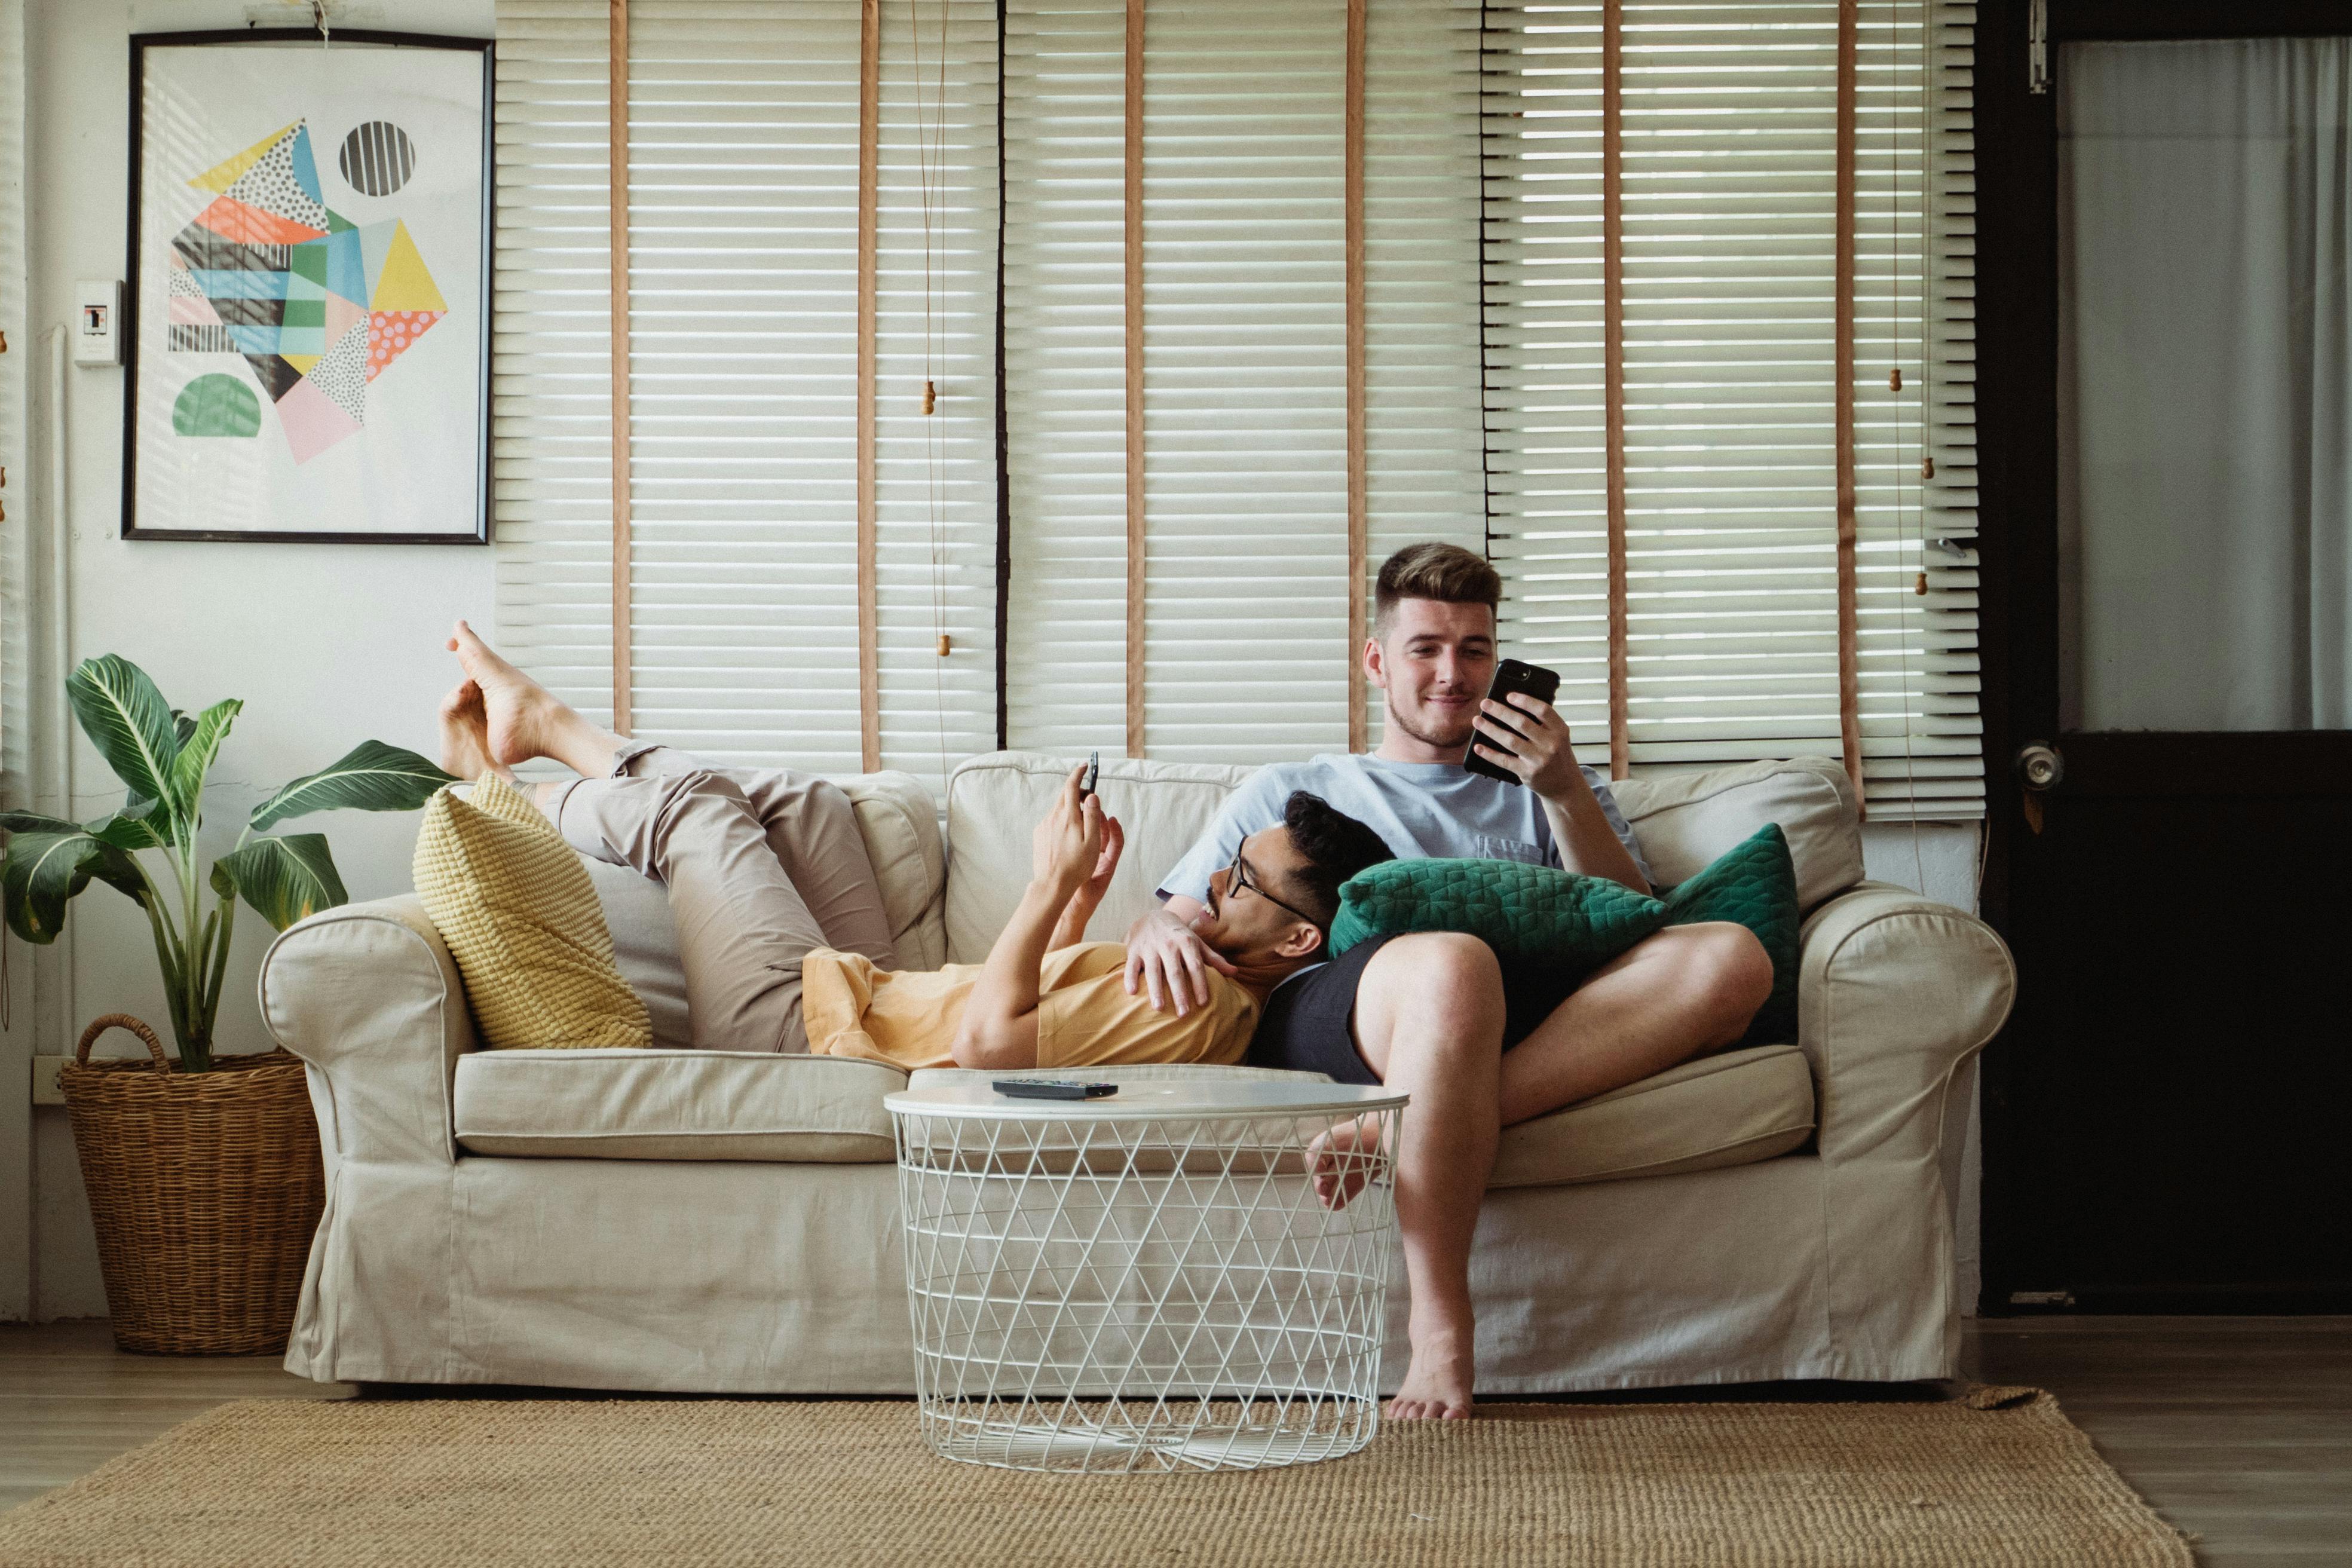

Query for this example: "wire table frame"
[886,1077,1405,1473]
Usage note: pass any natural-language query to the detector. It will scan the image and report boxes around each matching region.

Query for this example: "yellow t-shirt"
[802,942,1260,1072]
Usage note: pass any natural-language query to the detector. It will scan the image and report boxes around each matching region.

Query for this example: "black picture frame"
[122,29,494,544]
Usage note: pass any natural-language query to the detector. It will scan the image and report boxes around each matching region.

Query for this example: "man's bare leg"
[1496,922,1771,1126]
[1343,931,1505,1421]
[446,619,626,778]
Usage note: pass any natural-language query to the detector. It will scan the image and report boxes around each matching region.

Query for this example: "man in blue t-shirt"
[1128,543,1773,1422]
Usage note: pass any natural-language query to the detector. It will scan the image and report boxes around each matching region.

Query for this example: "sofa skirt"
[283,1146,1956,1395]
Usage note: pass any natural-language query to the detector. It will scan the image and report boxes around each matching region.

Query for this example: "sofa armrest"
[1797,880,2015,1166]
[259,893,475,1169]
[1794,880,2014,1369]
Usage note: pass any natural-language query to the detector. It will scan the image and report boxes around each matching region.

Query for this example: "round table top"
[884,1076,1407,1122]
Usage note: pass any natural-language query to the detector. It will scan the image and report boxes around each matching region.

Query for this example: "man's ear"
[1363,634,1388,691]
[1274,921,1325,962]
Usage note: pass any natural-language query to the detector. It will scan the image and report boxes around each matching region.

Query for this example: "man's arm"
[954,768,1101,1069]
[1122,768,1290,1016]
[1473,694,1651,895]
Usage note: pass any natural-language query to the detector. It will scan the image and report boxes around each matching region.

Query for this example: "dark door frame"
[1974,0,2352,1311]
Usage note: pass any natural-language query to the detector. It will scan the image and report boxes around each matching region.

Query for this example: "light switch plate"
[32,1055,68,1106]
[74,280,123,366]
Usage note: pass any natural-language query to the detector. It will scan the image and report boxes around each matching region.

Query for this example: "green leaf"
[0,810,81,836]
[250,740,455,831]
[167,699,243,813]
[210,859,238,901]
[87,799,169,853]
[0,823,149,944]
[66,655,183,808]
[172,710,199,749]
[218,835,347,930]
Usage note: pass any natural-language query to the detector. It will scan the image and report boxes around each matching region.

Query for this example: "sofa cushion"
[840,771,947,970]
[1662,823,1802,1046]
[902,1057,1809,1190]
[947,752,1252,964]
[1608,757,1864,912]
[454,1049,905,1162]
[1329,856,1668,967]
[414,777,652,1051]
[1490,1043,1815,1189]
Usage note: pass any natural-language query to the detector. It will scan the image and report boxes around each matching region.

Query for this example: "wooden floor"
[1,1317,2345,1564]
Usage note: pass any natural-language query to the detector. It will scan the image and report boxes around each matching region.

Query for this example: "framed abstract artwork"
[124,30,492,543]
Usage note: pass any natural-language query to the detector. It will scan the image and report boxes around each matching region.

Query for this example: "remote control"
[991,1079,1117,1100]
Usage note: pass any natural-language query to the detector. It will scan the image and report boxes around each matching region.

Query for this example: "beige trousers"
[549,743,896,1054]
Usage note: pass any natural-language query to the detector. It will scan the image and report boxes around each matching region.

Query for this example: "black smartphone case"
[1463,660,1562,785]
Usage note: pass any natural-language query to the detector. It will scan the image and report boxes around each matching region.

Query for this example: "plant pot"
[57,1015,327,1356]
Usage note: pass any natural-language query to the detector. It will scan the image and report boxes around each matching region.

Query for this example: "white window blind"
[493,0,999,797]
[1481,1,1981,818]
[1006,0,1495,764]
[1000,0,1128,755]
[1361,0,1489,744]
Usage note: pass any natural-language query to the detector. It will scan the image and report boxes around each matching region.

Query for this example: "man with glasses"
[1136,544,1774,1421]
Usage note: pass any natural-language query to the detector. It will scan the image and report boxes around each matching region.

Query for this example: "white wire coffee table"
[887,1074,1404,1473]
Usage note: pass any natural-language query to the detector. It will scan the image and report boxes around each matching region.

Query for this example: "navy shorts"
[1244,933,1583,1086]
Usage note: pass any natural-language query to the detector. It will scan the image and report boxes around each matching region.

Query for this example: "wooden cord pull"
[1888,367,1903,391]
[1920,456,1935,480]
[921,379,936,415]
[1915,571,1929,596]
[935,633,951,657]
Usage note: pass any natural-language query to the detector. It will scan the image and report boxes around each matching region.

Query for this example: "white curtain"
[2059,38,2352,732]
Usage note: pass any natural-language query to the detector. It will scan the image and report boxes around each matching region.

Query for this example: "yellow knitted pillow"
[412,774,652,1050]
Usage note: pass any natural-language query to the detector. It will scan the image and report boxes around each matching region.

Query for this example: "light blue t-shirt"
[1155,754,1651,906]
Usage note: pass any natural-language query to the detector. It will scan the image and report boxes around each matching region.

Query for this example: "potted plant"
[0,653,454,1353]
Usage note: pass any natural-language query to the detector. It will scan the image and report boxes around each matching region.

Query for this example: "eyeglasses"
[1223,843,1324,932]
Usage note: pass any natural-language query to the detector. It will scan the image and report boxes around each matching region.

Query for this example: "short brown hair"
[1373,543,1500,636]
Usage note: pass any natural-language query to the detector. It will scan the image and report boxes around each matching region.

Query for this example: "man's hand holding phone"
[1033,763,1108,896]
[1040,760,1125,950]
[1471,690,1586,805]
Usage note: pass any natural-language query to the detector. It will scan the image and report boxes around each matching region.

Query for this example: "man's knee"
[1368,932,1501,1008]
[1681,921,1773,1036]
[1359,932,1505,1053]
[653,768,751,817]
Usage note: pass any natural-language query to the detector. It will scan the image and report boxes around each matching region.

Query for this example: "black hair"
[1278,791,1395,935]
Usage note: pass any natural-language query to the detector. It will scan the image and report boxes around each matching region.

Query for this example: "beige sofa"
[261,752,2014,1394]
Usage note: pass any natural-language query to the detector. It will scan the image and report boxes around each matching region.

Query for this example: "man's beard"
[1385,690,1474,755]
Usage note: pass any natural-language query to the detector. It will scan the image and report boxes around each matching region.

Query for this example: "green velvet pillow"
[1328,858,1670,980]
[1661,822,1800,1046]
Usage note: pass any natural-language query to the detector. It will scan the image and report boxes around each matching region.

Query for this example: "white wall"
[8,0,497,1321]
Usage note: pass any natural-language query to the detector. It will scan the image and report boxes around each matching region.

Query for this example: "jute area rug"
[0,1387,2189,1567]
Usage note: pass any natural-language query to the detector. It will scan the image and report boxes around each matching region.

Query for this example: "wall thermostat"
[75,280,123,366]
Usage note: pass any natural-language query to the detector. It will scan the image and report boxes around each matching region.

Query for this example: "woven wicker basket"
[58,1015,327,1356]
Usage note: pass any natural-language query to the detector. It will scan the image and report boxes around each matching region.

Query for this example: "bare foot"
[436,679,510,783]
[446,620,564,767]
[1306,1114,1384,1211]
[1386,1325,1475,1420]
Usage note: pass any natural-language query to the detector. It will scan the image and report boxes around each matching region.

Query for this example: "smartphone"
[993,1079,1117,1101]
[1080,751,1100,798]
[1462,658,1562,786]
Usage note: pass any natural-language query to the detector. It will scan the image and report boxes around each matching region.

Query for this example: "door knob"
[2014,742,2065,791]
